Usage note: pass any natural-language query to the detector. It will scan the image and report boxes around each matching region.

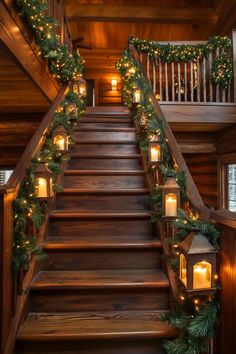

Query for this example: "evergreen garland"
[117,49,220,354]
[128,35,233,88]
[14,0,84,83]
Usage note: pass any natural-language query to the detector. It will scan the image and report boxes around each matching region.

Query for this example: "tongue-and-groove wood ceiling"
[65,0,236,73]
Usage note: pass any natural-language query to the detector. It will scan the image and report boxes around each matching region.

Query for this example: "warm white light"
[150,145,161,162]
[193,261,211,289]
[36,178,47,198]
[111,79,118,91]
[53,135,68,151]
[165,193,177,217]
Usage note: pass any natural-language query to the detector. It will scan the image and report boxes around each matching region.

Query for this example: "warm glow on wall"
[111,79,118,91]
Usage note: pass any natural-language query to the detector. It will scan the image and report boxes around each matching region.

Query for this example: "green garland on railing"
[128,35,233,88]
[14,0,84,83]
[116,50,220,354]
[12,89,86,273]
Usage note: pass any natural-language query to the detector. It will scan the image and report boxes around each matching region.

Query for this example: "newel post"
[232,29,236,103]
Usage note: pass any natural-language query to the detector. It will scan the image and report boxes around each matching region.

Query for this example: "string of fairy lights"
[15,0,84,83]
[116,49,220,354]
[129,35,233,88]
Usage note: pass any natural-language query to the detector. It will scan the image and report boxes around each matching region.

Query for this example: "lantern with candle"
[52,126,68,153]
[162,175,180,218]
[149,134,162,165]
[179,231,217,294]
[34,162,53,200]
[132,87,141,104]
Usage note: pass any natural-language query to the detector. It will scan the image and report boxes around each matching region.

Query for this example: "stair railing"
[130,43,236,354]
[0,86,67,354]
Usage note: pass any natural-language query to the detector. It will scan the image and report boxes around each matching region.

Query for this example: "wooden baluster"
[140,52,143,63]
[228,83,231,102]
[222,88,226,102]
[216,48,220,102]
[153,60,156,94]
[190,61,194,102]
[165,62,169,102]
[184,62,187,102]
[147,55,150,81]
[171,62,175,101]
[233,29,236,103]
[177,62,181,102]
[159,58,163,101]
[203,57,207,102]
[209,51,213,102]
[197,57,200,102]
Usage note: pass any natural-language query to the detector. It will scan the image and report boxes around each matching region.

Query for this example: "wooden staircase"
[15,107,174,354]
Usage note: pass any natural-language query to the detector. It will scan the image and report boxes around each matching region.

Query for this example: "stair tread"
[70,154,141,159]
[17,310,175,341]
[74,127,136,132]
[64,170,144,176]
[31,270,169,290]
[43,235,161,250]
[50,210,151,219]
[80,118,132,123]
[59,188,149,195]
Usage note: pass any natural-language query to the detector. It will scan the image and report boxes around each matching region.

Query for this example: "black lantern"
[52,126,68,152]
[132,87,141,103]
[149,134,162,165]
[179,231,218,294]
[162,175,180,218]
[35,162,53,200]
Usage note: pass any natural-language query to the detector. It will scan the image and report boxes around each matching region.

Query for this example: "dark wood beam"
[211,0,236,34]
[66,4,218,24]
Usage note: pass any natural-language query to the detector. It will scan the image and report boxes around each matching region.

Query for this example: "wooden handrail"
[211,209,236,229]
[0,86,67,196]
[130,44,210,220]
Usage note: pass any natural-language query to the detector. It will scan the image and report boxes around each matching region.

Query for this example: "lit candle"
[193,263,211,289]
[151,146,160,162]
[36,178,47,198]
[80,84,86,96]
[54,136,65,151]
[73,84,79,94]
[165,194,177,216]
[134,90,140,103]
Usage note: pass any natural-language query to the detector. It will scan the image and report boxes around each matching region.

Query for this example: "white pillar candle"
[134,90,140,102]
[165,194,177,216]
[151,146,160,162]
[54,136,65,151]
[193,264,210,289]
[37,178,47,198]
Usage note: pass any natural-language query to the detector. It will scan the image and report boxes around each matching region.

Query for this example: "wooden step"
[56,190,149,211]
[64,170,144,176]
[17,311,175,342]
[74,131,136,144]
[67,157,142,170]
[69,143,139,156]
[43,235,161,250]
[50,210,150,219]
[62,174,146,189]
[79,122,133,128]
[48,214,153,238]
[80,118,132,124]
[74,127,136,132]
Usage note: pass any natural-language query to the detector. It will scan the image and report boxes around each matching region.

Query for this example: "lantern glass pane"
[193,261,211,289]
[36,178,47,198]
[80,83,86,96]
[165,193,177,217]
[49,177,53,197]
[180,254,187,286]
[53,135,66,151]
[150,144,161,163]
[133,89,141,103]
[72,84,79,94]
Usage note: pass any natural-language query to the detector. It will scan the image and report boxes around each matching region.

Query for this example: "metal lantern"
[132,87,141,103]
[73,77,87,97]
[66,102,78,117]
[162,175,180,218]
[149,134,162,165]
[35,162,53,200]
[179,231,217,293]
[72,83,79,94]
[52,126,68,152]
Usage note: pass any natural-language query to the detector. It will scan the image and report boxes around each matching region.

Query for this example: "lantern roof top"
[179,231,216,255]
[163,176,180,190]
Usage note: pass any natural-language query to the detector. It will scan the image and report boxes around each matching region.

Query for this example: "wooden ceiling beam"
[66,4,218,24]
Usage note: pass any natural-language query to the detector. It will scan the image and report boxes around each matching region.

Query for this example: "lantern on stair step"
[149,134,162,165]
[66,102,78,118]
[52,125,69,153]
[162,175,180,218]
[35,162,53,200]
[179,231,218,294]
[132,87,141,104]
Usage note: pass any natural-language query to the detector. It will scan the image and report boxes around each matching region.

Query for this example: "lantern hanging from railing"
[66,102,78,117]
[132,87,141,103]
[73,77,87,97]
[179,231,218,294]
[35,162,53,200]
[52,126,68,152]
[149,134,162,165]
[162,175,180,218]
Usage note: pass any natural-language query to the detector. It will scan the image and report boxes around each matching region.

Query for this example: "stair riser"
[29,289,169,312]
[48,219,153,238]
[56,194,149,211]
[79,122,133,128]
[74,131,136,143]
[67,158,142,170]
[41,249,160,271]
[62,175,146,189]
[69,144,139,155]
[16,339,165,354]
